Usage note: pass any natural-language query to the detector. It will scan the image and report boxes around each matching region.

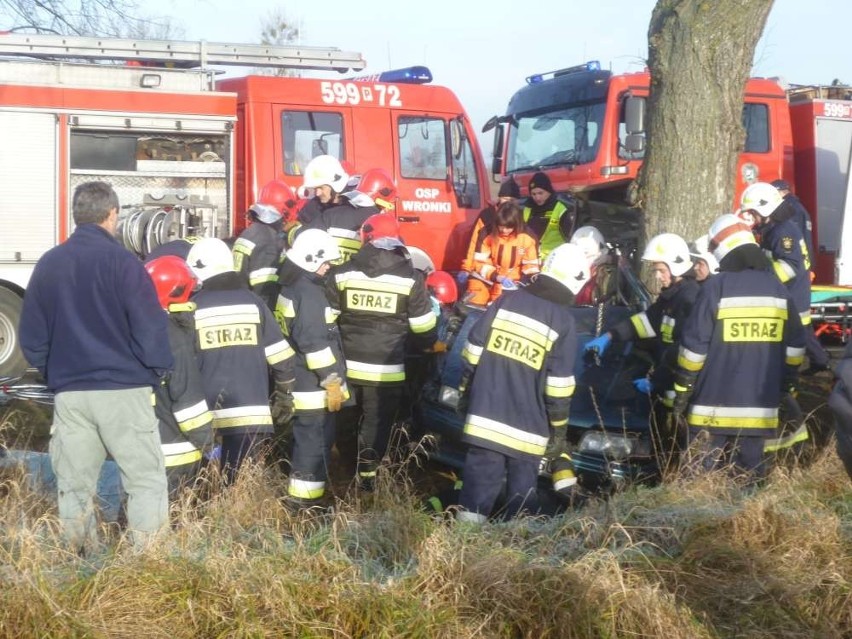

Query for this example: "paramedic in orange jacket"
[459,178,522,286]
[465,201,539,305]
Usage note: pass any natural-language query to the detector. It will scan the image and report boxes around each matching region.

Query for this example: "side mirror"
[625,96,646,135]
[450,118,464,160]
[482,115,499,134]
[491,125,505,177]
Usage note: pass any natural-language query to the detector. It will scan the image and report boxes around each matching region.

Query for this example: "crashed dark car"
[411,251,671,493]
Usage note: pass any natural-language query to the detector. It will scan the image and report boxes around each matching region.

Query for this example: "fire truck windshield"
[506,101,606,173]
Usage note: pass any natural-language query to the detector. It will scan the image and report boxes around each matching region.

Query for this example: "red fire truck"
[484,62,852,286]
[0,33,489,377]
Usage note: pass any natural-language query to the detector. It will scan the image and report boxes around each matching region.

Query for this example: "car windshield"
[506,102,606,172]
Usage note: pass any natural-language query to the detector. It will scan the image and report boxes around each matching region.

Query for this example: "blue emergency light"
[526,60,601,84]
[377,66,433,84]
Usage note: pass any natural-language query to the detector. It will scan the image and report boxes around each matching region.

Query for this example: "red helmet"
[426,270,458,305]
[358,168,398,210]
[361,213,400,243]
[144,255,198,310]
[257,179,298,218]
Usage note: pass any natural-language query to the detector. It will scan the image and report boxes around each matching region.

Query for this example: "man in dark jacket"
[326,214,438,489]
[20,180,173,552]
[144,256,215,498]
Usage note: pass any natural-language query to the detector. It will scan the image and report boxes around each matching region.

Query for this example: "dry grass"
[0,403,850,638]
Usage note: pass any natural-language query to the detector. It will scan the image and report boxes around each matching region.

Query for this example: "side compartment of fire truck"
[0,61,236,377]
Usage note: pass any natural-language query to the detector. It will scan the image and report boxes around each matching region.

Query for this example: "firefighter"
[740,181,830,375]
[342,167,398,212]
[465,201,540,305]
[458,178,522,287]
[672,214,806,481]
[455,242,589,524]
[570,224,614,305]
[523,172,577,259]
[326,213,439,489]
[277,229,350,510]
[689,234,719,283]
[186,237,296,482]
[294,155,378,262]
[771,179,815,269]
[143,256,215,498]
[232,179,298,310]
[584,233,700,421]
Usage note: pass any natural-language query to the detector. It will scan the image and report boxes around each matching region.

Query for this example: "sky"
[139,0,848,154]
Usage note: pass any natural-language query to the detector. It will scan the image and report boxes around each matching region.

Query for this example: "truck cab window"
[743,103,769,153]
[282,111,345,176]
[507,102,605,172]
[399,116,447,180]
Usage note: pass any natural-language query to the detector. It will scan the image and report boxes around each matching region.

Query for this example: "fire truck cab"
[221,68,488,272]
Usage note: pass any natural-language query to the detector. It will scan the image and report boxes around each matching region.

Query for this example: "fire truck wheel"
[0,287,26,378]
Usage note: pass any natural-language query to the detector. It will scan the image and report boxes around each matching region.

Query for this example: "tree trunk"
[638,0,774,245]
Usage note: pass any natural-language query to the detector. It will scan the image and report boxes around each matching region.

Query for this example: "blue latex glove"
[633,378,653,395]
[203,444,221,462]
[497,276,518,291]
[584,332,612,356]
[456,271,470,286]
[430,296,441,317]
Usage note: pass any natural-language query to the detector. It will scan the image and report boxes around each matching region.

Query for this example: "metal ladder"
[0,32,366,72]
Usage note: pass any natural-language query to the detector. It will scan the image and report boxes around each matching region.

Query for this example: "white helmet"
[641,233,692,277]
[708,214,757,263]
[690,234,720,274]
[540,242,591,295]
[570,225,607,265]
[288,229,341,273]
[301,155,349,193]
[740,181,783,218]
[186,237,235,282]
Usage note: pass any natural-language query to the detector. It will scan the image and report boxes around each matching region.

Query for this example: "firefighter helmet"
[426,270,458,305]
[641,233,693,277]
[186,237,235,282]
[287,229,341,273]
[358,168,398,210]
[708,214,757,263]
[301,155,349,193]
[540,242,590,295]
[690,234,720,274]
[361,213,400,243]
[144,255,197,310]
[740,181,783,218]
[254,179,297,219]
[570,225,607,264]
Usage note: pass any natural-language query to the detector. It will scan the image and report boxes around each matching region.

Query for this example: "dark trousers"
[459,446,539,520]
[687,430,767,481]
[834,415,852,481]
[347,384,404,479]
[289,411,336,494]
[166,461,202,500]
[220,432,270,483]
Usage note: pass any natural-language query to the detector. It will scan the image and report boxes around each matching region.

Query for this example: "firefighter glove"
[584,332,612,357]
[633,378,653,395]
[429,340,448,354]
[497,276,518,291]
[203,444,221,462]
[322,374,345,412]
[271,379,295,423]
[783,372,799,398]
